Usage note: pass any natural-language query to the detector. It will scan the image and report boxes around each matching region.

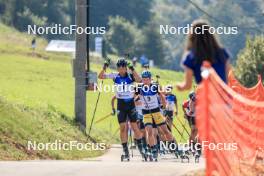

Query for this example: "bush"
[235,36,264,87]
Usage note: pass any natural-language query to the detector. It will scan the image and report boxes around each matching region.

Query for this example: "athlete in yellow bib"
[136,70,177,161]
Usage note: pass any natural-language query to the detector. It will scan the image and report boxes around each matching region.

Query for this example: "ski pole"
[166,118,184,142]
[95,113,112,124]
[179,118,188,142]
[129,124,134,158]
[88,80,103,136]
[175,116,190,137]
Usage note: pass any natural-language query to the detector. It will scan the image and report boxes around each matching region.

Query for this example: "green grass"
[0,98,104,160]
[0,23,192,160]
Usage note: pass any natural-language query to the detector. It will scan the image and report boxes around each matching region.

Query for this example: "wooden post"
[74,0,87,129]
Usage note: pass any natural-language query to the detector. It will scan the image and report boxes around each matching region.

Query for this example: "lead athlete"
[98,58,144,161]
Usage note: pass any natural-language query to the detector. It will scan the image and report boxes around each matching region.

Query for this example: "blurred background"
[0,0,263,160]
[1,0,264,72]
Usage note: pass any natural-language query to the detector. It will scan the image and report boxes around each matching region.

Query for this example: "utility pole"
[74,0,87,129]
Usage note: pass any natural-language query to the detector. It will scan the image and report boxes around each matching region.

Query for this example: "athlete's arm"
[98,70,117,80]
[131,70,142,83]
[111,95,116,109]
[111,95,116,115]
[225,60,231,83]
[176,67,193,91]
[98,68,106,79]
[175,97,178,116]
[159,92,167,109]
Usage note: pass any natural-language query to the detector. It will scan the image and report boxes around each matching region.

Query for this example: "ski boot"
[194,146,201,163]
[140,147,147,162]
[180,150,190,163]
[145,148,153,162]
[121,149,130,162]
[152,149,158,162]
[194,152,200,163]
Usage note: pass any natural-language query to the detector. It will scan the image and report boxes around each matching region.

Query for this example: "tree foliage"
[235,36,264,87]
[140,23,165,65]
[105,16,140,55]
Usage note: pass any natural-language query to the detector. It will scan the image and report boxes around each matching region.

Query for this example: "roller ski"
[178,148,190,163]
[121,149,130,162]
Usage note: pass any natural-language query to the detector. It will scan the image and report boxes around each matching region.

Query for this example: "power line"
[185,0,263,34]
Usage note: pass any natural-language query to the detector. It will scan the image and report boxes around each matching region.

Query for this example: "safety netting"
[228,70,264,101]
[196,63,264,176]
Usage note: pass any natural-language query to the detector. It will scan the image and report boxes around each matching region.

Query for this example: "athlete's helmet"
[166,85,173,92]
[116,58,127,67]
[141,70,152,78]
[189,91,196,101]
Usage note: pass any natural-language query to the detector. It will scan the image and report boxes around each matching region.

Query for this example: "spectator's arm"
[176,67,193,91]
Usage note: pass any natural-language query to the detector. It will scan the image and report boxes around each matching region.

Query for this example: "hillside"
[0,23,191,160]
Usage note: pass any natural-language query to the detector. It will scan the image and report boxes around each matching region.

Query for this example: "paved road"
[0,145,205,176]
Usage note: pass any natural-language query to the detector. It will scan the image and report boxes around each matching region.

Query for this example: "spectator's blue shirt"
[182,48,230,84]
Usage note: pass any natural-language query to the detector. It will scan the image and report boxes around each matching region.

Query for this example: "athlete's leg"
[118,110,129,154]
[145,125,155,147]
[153,112,178,152]
[130,122,142,139]
[128,108,145,154]
[165,111,173,131]
[189,117,197,143]
[119,122,128,143]
[158,124,174,141]
[153,128,158,145]
[153,112,174,141]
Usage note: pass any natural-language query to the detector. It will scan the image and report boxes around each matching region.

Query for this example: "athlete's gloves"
[127,62,135,71]
[111,108,116,115]
[103,58,111,70]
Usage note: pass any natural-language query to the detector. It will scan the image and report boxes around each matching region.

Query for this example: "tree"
[90,0,153,27]
[140,22,165,66]
[235,36,264,87]
[105,16,140,55]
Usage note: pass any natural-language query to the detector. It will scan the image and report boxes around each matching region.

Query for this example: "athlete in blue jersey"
[99,58,144,160]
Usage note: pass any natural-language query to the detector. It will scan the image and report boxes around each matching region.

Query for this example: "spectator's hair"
[185,20,224,64]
